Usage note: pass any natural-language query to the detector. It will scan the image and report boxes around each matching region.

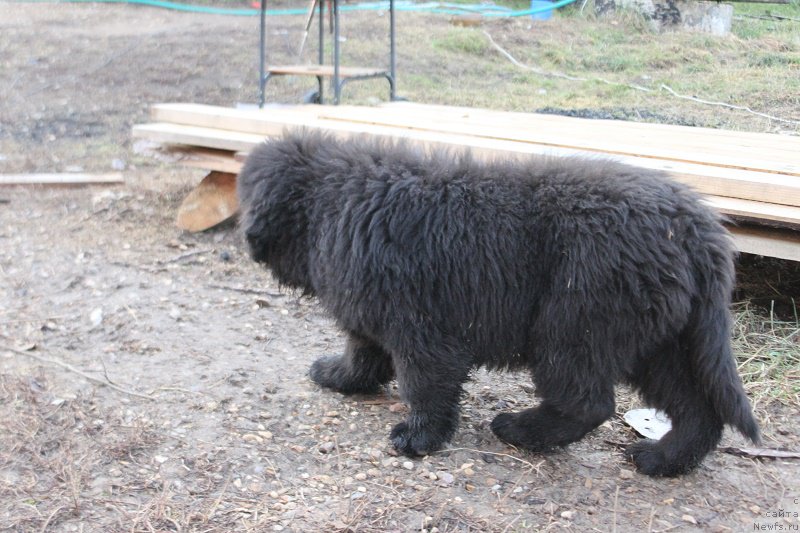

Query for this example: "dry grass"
[733,305,800,410]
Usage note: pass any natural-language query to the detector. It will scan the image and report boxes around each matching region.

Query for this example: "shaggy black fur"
[238,131,760,477]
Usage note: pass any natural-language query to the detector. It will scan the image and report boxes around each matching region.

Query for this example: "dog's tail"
[685,236,761,444]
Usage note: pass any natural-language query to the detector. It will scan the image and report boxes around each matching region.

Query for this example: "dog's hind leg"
[309,332,395,395]
[490,367,616,452]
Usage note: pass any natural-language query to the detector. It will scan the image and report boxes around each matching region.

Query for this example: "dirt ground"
[1,4,799,532]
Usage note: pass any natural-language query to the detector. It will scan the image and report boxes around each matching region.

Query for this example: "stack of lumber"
[133,102,800,261]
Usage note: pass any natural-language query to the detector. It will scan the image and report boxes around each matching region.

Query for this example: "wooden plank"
[133,121,800,227]
[704,197,800,228]
[150,103,800,178]
[0,173,124,186]
[321,104,800,177]
[727,225,800,262]
[176,171,238,232]
[379,102,800,161]
[132,123,268,153]
[146,103,800,208]
[165,146,242,174]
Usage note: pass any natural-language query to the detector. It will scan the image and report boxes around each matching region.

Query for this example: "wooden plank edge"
[727,225,800,262]
[0,173,124,186]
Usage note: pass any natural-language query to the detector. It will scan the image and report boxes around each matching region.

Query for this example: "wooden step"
[267,65,388,78]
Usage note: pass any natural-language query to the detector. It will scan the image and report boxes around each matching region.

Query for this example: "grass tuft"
[733,304,800,409]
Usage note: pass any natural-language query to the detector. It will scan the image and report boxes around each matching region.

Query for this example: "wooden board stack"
[133,102,800,261]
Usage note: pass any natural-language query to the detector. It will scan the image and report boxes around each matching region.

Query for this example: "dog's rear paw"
[309,355,382,395]
[490,412,554,452]
[624,439,694,477]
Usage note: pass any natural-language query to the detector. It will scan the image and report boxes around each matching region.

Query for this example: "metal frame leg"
[333,0,341,104]
[389,0,397,100]
[259,0,267,107]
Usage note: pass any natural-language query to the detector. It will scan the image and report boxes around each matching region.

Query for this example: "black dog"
[238,131,760,476]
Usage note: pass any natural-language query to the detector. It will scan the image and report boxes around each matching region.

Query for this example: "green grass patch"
[431,28,490,56]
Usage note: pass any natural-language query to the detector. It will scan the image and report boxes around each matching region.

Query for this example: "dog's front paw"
[390,421,448,457]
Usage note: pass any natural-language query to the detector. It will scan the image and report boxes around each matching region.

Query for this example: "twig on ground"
[157,249,213,265]
[434,446,546,474]
[39,505,65,533]
[657,84,800,125]
[2,344,156,400]
[207,283,283,297]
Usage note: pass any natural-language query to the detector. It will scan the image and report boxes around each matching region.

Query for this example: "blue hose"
[8,0,577,17]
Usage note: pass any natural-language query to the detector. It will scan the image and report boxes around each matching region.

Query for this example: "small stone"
[242,434,263,444]
[436,471,454,486]
[619,469,635,479]
[402,461,414,470]
[388,402,407,413]
[682,515,697,525]
[319,441,335,454]
[491,484,502,492]
[561,510,575,520]
[154,455,168,464]
[89,307,103,326]
[355,472,368,481]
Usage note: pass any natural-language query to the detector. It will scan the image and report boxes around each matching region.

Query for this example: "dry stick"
[482,30,800,126]
[2,344,156,401]
[39,505,65,533]
[434,446,545,473]
[206,283,283,297]
[157,248,213,265]
[657,84,800,125]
